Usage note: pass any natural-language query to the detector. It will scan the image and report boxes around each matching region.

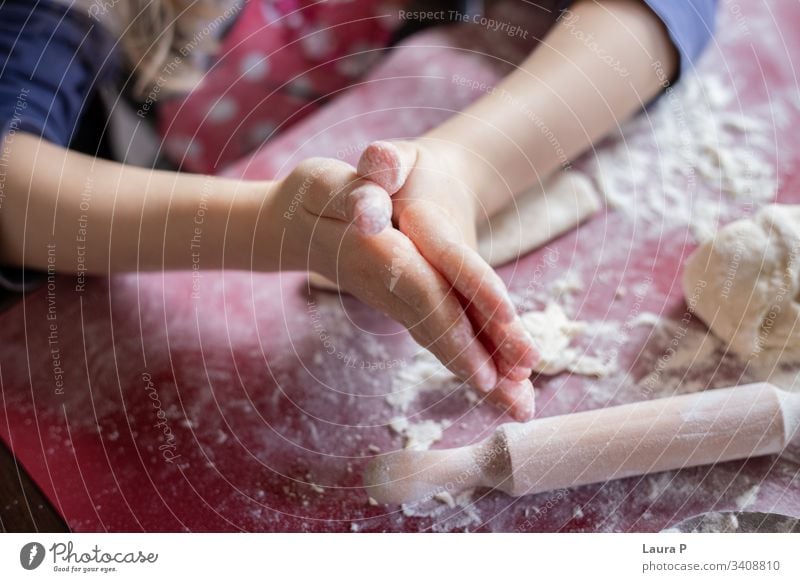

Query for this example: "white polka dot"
[247,122,278,146]
[300,27,334,60]
[286,75,315,99]
[240,52,271,82]
[168,137,203,160]
[336,45,379,78]
[286,12,305,29]
[259,3,283,23]
[378,3,403,30]
[207,98,238,123]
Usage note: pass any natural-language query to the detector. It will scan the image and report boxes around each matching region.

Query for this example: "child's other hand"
[279,157,394,236]
[267,157,535,420]
[356,141,539,392]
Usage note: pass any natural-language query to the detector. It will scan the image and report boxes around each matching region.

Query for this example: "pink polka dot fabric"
[157,0,406,173]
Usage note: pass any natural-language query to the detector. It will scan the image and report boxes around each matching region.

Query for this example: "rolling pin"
[364,383,800,505]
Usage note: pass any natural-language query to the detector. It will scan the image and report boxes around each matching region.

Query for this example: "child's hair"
[81,0,235,97]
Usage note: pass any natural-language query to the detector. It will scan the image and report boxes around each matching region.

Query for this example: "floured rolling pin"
[364,383,800,505]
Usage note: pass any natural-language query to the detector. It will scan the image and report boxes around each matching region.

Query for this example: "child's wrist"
[233,179,284,272]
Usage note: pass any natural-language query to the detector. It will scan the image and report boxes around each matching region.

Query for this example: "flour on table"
[734,484,760,509]
[520,303,584,374]
[630,312,661,328]
[401,489,482,532]
[590,73,780,242]
[383,313,618,417]
[568,353,617,377]
[382,350,458,451]
[662,512,741,533]
[388,416,448,450]
[385,349,459,412]
[520,302,617,377]
[551,271,585,297]
[434,491,456,508]
[635,306,800,399]
[636,321,724,398]
[388,416,409,434]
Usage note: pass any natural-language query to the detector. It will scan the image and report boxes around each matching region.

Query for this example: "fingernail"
[513,386,536,421]
[499,379,536,421]
[354,198,391,235]
[351,185,391,235]
[358,141,406,193]
[472,360,498,393]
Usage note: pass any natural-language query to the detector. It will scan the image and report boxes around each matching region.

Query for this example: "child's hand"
[266,157,535,420]
[356,141,539,387]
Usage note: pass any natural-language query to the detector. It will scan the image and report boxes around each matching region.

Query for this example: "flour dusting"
[590,71,781,243]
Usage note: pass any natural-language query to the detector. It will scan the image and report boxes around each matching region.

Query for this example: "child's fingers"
[484,378,536,421]
[296,158,393,235]
[306,181,392,236]
[397,205,517,324]
[385,249,499,394]
[356,141,416,194]
[406,319,499,395]
[346,182,393,235]
[306,211,499,394]
[467,302,539,382]
[439,242,517,323]
[327,225,499,393]
[356,142,517,323]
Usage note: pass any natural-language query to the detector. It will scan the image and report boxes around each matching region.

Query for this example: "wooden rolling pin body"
[364,383,800,505]
[496,382,796,497]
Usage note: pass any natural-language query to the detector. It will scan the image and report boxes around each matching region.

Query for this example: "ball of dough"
[682,204,800,358]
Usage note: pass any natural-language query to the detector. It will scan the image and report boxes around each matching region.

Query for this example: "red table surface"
[2,1,800,532]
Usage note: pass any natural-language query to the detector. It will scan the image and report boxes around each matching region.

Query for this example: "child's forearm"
[0,134,280,275]
[425,0,678,216]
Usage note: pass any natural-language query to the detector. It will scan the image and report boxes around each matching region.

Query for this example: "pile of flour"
[589,74,783,242]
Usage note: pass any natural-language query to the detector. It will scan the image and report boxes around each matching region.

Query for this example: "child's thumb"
[356,141,416,194]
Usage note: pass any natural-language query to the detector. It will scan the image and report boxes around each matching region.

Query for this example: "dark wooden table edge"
[1,291,69,533]
[0,438,69,533]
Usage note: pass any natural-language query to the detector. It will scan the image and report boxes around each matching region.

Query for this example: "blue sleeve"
[641,0,718,76]
[0,0,116,293]
[0,0,116,147]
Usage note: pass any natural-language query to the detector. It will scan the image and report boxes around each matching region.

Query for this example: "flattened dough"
[477,170,600,266]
